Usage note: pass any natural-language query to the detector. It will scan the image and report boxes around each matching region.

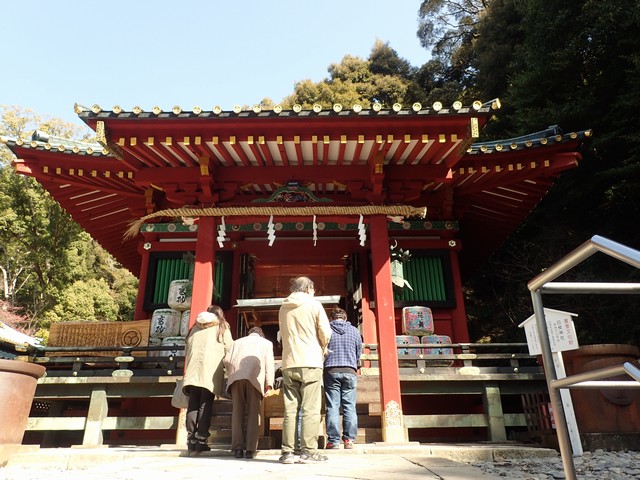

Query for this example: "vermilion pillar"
[134,238,152,320]
[449,246,470,342]
[369,214,407,442]
[189,217,217,329]
[358,252,377,345]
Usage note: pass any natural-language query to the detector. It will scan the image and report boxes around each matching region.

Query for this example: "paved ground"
[0,443,560,480]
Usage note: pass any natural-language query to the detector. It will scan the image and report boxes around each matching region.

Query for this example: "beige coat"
[278,291,331,370]
[182,322,233,396]
[224,332,275,397]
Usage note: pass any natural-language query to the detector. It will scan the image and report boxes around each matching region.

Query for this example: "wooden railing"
[24,344,185,377]
[23,342,547,446]
[23,345,185,447]
[361,342,548,442]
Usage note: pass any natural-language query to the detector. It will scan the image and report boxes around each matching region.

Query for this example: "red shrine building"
[2,100,590,442]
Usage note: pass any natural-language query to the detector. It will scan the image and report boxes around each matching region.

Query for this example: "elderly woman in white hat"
[182,304,233,454]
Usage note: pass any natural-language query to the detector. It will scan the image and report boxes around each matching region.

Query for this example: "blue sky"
[1,1,430,130]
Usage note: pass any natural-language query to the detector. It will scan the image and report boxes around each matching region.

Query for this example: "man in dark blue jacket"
[323,306,363,449]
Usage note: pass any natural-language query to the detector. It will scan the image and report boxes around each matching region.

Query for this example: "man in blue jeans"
[323,306,363,449]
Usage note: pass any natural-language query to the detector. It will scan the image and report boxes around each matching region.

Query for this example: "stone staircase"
[208,398,233,445]
[207,376,383,448]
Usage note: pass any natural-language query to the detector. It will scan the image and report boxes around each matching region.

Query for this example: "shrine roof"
[1,101,591,277]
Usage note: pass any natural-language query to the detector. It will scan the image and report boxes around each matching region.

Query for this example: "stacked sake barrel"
[149,279,191,357]
[396,306,453,366]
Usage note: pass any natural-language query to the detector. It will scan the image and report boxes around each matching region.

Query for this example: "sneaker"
[194,441,211,453]
[344,439,355,449]
[299,452,328,464]
[279,452,297,464]
[325,442,337,449]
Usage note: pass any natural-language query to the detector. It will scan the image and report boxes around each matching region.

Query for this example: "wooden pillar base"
[381,400,408,443]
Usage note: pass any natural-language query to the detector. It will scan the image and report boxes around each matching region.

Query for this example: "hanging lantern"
[390,240,413,293]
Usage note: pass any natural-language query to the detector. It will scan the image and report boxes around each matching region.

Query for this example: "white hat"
[196,311,217,324]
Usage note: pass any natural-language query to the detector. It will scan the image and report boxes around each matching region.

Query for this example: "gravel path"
[473,450,640,479]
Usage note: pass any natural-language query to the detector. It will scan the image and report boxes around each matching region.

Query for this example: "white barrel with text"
[180,310,191,337]
[167,279,192,311]
[150,308,181,338]
[159,336,186,358]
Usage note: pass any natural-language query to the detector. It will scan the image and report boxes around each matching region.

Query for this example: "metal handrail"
[527,235,640,480]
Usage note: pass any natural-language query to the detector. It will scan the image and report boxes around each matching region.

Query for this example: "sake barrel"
[150,308,181,338]
[396,335,421,356]
[147,337,162,358]
[401,306,434,336]
[159,336,186,358]
[421,334,453,366]
[167,279,192,311]
[180,310,191,337]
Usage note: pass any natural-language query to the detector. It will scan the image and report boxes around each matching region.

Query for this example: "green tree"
[283,42,427,109]
[43,278,120,326]
[418,0,487,61]
[460,0,640,345]
[1,106,138,339]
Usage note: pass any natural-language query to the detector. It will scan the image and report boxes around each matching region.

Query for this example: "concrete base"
[0,444,39,466]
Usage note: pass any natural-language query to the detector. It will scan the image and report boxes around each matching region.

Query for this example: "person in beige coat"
[182,304,233,454]
[224,326,275,459]
[278,276,332,464]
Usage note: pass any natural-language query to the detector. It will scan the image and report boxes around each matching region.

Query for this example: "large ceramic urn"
[0,359,46,444]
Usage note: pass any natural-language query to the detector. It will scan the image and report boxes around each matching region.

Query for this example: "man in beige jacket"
[224,326,274,459]
[278,276,332,464]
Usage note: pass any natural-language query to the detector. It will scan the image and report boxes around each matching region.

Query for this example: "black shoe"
[195,441,211,453]
[187,439,197,453]
[233,448,244,459]
[244,450,256,459]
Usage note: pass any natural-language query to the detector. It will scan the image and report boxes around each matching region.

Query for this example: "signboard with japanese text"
[519,308,579,356]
